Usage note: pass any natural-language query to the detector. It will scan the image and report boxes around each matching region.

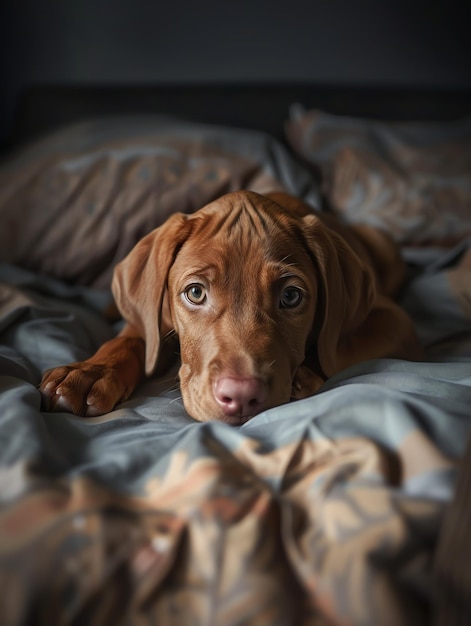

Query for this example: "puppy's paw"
[40,362,127,417]
[291,366,325,400]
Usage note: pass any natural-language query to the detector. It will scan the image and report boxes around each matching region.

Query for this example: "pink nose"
[213,376,268,418]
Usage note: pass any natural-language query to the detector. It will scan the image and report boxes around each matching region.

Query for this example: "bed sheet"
[1,113,471,625]
[0,240,470,625]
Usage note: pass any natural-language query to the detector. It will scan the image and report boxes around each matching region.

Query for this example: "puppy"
[40,191,422,424]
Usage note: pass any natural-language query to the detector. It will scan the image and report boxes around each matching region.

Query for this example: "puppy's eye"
[184,284,207,305]
[280,287,303,309]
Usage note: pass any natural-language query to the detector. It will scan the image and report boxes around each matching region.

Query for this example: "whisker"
[280,254,294,264]
[157,374,180,386]
[163,382,181,394]
[279,255,300,268]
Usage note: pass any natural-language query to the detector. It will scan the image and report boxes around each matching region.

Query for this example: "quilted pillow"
[1,116,320,288]
[286,106,471,247]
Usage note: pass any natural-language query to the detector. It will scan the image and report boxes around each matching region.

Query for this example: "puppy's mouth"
[179,363,293,424]
[219,413,256,426]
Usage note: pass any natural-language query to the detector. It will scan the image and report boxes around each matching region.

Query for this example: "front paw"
[291,366,325,400]
[40,362,127,417]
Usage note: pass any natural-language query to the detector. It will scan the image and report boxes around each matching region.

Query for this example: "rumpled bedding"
[1,114,471,626]
[286,107,471,246]
[0,116,320,287]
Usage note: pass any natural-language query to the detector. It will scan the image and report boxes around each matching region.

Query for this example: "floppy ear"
[112,213,191,376]
[302,215,376,378]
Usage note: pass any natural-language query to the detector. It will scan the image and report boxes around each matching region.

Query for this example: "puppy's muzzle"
[213,375,268,422]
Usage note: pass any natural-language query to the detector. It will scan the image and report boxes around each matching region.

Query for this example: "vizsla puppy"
[40,191,422,424]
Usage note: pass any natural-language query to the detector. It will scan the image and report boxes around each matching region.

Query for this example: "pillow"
[0,116,320,288]
[286,106,471,247]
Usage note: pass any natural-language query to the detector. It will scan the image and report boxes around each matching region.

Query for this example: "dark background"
[1,0,470,142]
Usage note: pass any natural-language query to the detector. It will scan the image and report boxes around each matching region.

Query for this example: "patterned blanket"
[1,114,470,625]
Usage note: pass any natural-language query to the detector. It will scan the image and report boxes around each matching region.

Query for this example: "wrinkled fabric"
[0,116,320,288]
[1,112,471,625]
[286,108,471,247]
[0,243,470,625]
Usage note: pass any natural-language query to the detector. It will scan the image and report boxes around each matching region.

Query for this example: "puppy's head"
[112,191,374,423]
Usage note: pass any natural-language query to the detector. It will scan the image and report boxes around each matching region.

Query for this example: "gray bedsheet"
[1,113,471,625]
[1,240,470,625]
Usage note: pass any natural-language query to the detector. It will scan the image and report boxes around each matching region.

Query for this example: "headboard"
[8,83,471,147]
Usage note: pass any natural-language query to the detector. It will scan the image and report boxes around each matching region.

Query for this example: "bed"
[1,84,470,626]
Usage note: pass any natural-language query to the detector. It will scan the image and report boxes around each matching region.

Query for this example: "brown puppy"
[40,191,422,424]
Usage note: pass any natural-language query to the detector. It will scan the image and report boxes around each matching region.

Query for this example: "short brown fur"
[40,191,423,424]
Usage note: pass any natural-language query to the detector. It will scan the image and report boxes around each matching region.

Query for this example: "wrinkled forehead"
[172,193,314,277]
